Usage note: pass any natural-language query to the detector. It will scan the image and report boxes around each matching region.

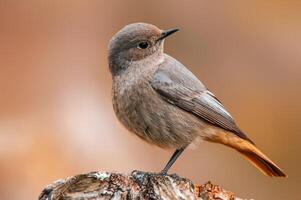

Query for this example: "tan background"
[0,0,300,199]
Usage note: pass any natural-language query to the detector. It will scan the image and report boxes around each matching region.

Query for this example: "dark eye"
[137,41,149,49]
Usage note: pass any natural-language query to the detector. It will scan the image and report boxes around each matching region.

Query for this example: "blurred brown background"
[0,0,300,199]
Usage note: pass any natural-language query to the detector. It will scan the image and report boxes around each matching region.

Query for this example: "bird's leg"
[160,145,187,174]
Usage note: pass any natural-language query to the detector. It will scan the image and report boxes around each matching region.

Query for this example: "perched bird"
[108,22,286,177]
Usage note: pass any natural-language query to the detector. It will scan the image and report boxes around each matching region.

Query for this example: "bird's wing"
[150,66,253,143]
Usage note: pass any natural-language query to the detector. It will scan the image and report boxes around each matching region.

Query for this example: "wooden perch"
[39,170,243,200]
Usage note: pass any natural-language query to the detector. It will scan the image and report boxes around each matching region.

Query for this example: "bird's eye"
[137,41,149,49]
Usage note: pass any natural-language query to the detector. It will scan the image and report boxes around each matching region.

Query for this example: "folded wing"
[150,68,254,144]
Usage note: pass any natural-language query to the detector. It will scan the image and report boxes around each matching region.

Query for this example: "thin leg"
[161,145,187,174]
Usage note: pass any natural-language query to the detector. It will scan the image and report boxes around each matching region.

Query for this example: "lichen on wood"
[39,170,243,200]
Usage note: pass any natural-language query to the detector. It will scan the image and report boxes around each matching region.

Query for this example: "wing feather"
[150,68,254,144]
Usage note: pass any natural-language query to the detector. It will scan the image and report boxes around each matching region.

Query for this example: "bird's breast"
[112,64,156,132]
[111,64,202,149]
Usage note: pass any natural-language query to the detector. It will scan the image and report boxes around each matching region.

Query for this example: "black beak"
[157,28,179,41]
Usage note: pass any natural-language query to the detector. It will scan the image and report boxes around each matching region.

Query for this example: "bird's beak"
[157,28,179,42]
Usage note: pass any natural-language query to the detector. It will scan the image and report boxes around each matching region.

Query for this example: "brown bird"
[108,23,287,177]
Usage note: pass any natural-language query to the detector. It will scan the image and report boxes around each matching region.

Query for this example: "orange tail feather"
[209,131,287,177]
[238,149,287,177]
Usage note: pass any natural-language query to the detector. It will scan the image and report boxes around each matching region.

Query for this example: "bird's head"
[108,23,178,75]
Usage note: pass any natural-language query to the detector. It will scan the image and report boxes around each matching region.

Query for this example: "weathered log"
[39,170,243,200]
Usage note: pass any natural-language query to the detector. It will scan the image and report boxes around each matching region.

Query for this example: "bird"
[108,22,286,177]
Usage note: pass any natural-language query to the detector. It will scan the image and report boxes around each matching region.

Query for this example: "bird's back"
[159,54,207,91]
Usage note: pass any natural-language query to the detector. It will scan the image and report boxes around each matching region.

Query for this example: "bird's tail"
[208,131,287,177]
[238,149,286,177]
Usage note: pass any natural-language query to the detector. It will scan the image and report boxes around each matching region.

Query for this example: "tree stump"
[39,170,243,200]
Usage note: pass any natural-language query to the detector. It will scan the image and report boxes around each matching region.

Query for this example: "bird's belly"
[113,81,203,149]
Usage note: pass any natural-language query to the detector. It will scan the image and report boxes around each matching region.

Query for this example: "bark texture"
[39,170,243,200]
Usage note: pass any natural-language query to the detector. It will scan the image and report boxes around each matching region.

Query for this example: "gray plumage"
[108,23,286,177]
[150,56,253,144]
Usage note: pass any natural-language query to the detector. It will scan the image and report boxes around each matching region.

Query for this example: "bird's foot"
[159,169,168,175]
